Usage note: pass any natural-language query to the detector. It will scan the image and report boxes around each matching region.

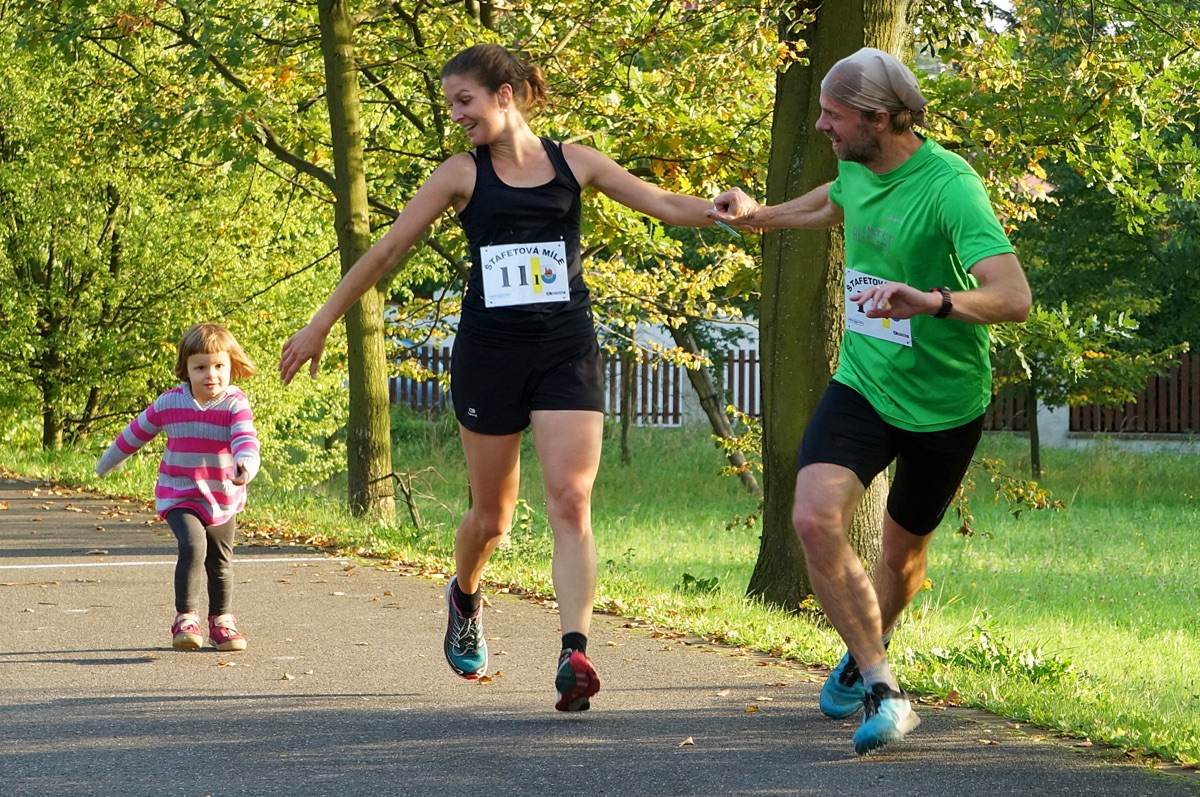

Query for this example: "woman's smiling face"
[442,72,513,147]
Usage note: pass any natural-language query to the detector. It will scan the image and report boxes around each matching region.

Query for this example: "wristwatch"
[931,286,952,319]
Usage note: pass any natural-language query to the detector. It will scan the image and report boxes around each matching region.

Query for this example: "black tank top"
[457,137,592,341]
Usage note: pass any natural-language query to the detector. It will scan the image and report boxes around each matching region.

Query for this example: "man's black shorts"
[797,380,984,535]
[450,330,605,435]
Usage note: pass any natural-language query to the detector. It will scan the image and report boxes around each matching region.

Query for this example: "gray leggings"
[165,509,236,615]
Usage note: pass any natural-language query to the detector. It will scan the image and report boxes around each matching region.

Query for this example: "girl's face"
[187,351,231,403]
[441,73,512,146]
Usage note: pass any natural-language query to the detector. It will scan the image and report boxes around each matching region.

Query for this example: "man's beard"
[836,121,881,164]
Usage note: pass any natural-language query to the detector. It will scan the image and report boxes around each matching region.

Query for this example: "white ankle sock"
[859,659,899,692]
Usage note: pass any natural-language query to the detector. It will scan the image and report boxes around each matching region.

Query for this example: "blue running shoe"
[853,682,921,755]
[443,577,487,679]
[820,650,865,719]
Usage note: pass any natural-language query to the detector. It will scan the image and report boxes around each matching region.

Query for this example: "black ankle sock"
[561,632,588,655]
[452,580,481,615]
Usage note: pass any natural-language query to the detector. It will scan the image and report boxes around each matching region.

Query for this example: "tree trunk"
[1027,380,1042,479]
[319,1,395,520]
[670,326,763,499]
[747,0,906,609]
[620,349,634,465]
[40,380,63,451]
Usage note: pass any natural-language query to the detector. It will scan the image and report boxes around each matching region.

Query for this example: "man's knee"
[792,503,845,552]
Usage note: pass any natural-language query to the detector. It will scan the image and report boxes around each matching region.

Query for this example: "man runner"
[711,47,1031,754]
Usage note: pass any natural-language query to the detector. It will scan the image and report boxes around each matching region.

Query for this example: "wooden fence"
[389,345,687,426]
[390,347,1199,436]
[981,388,1030,432]
[388,346,452,410]
[1070,354,1200,434]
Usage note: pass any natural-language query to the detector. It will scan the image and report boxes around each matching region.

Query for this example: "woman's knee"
[546,483,592,526]
[464,507,511,544]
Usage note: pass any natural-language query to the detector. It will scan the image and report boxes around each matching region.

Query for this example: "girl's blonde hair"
[174,323,256,382]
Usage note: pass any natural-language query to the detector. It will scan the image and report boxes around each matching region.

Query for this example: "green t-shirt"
[828,138,1014,432]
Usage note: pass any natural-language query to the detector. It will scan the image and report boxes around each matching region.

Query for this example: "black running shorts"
[797,380,984,535]
[450,330,605,435]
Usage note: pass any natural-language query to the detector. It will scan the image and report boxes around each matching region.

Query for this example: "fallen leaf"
[715,689,731,697]
[383,590,394,597]
[478,675,494,684]
[0,500,8,510]
[977,739,999,746]
[216,660,237,667]
[744,705,760,714]
[679,737,695,747]
[1074,740,1094,748]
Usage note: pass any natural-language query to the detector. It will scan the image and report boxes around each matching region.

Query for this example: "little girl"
[96,322,261,652]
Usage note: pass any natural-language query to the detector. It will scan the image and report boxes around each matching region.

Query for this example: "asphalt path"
[1,475,1197,796]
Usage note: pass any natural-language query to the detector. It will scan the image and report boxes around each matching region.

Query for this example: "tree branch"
[360,65,427,133]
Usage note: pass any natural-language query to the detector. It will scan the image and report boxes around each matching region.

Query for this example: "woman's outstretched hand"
[279,322,329,385]
[708,187,762,231]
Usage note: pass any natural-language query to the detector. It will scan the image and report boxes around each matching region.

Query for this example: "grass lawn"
[6,417,1199,766]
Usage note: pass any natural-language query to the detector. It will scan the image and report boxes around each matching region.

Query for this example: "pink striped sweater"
[96,384,261,525]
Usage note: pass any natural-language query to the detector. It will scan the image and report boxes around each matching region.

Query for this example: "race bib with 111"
[480,240,570,308]
[844,267,913,347]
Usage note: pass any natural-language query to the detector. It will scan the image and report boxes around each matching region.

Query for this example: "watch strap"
[932,286,952,319]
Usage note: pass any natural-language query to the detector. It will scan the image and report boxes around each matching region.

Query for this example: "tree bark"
[620,348,634,465]
[1028,380,1042,479]
[319,1,395,520]
[747,0,907,609]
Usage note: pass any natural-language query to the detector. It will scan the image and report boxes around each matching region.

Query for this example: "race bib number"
[844,268,913,347]
[480,241,570,308]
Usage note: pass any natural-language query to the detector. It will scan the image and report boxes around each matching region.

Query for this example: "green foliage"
[951,456,1065,537]
[922,0,1200,232]
[1014,167,1200,351]
[676,572,721,594]
[991,303,1188,409]
[713,405,762,480]
[0,13,358,487]
[15,0,780,366]
[903,614,1075,685]
[713,405,763,529]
